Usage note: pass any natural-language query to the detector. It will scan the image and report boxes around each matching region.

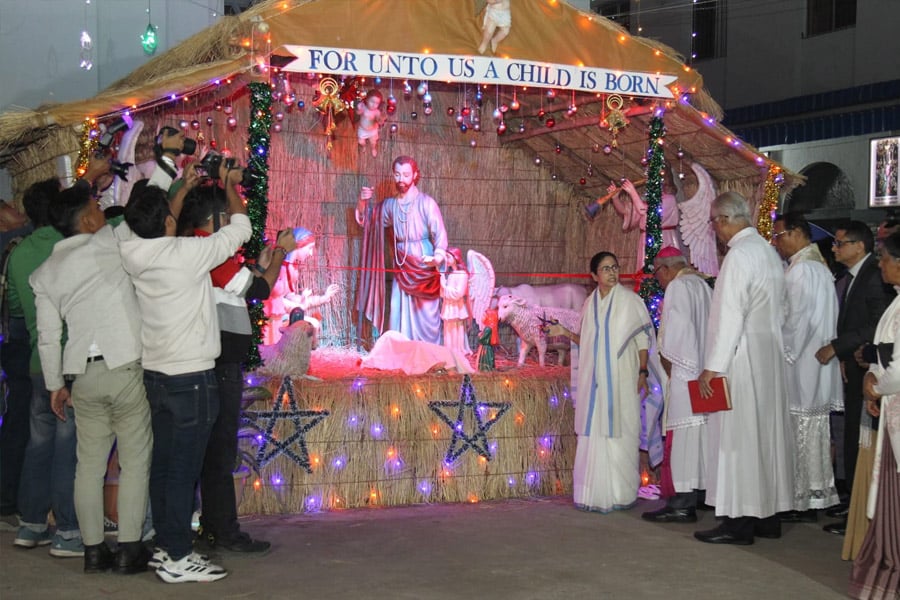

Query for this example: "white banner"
[282,46,678,99]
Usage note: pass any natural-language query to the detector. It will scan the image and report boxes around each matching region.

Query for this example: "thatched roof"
[0,0,802,195]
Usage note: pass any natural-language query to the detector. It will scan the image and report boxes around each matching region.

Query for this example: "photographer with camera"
[148,126,197,191]
[119,160,250,584]
[176,189,295,556]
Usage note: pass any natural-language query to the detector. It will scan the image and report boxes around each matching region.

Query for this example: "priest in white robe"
[695,192,795,545]
[547,251,654,513]
[772,214,842,521]
[642,247,712,524]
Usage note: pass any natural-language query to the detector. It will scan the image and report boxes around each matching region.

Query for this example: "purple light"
[525,471,538,486]
[540,435,553,449]
[351,378,365,391]
[214,79,220,85]
[489,441,498,454]
[255,434,264,443]
[562,388,570,399]
[270,473,283,486]
[455,422,464,432]
[347,415,359,428]
[654,107,665,118]
[332,456,345,469]
[370,423,384,438]
[257,147,266,155]
[549,395,559,407]
[705,117,716,126]
[170,94,177,100]
[507,477,517,486]
[305,496,321,512]
[418,480,432,495]
[477,405,488,415]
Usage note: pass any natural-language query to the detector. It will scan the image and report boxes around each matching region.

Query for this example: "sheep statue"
[496,294,581,367]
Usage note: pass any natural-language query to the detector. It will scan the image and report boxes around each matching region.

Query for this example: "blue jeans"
[144,369,219,561]
[17,373,79,537]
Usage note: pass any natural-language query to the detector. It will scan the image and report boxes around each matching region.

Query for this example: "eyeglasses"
[772,229,791,239]
[832,239,860,248]
[599,264,621,273]
[709,215,730,223]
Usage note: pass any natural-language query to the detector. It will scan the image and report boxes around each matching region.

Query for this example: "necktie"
[840,272,854,308]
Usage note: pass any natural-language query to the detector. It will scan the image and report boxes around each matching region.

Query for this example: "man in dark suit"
[815,221,894,534]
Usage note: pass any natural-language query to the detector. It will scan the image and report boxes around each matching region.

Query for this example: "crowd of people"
[1,143,898,597]
[550,191,898,599]
[0,128,292,584]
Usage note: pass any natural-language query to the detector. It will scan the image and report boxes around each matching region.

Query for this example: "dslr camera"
[197,150,257,188]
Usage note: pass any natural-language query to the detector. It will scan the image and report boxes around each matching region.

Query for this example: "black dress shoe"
[825,503,849,518]
[641,506,698,523]
[753,516,782,539]
[114,541,151,575]
[84,542,115,573]
[778,509,818,523]
[823,520,847,535]
[694,526,754,545]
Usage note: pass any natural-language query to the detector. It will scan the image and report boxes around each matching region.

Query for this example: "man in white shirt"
[31,182,152,574]
[119,166,250,583]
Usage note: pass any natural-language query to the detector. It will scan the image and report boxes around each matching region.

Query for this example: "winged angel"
[677,161,720,276]
[439,248,495,356]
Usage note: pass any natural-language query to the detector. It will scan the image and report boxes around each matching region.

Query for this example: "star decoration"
[429,375,511,463]
[241,376,329,472]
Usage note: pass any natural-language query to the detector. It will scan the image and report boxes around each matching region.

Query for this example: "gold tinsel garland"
[75,117,97,178]
[756,164,783,241]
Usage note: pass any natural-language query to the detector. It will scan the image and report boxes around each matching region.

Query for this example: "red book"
[688,377,732,413]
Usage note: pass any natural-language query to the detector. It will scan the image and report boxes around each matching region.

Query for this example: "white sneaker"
[156,552,227,583]
[148,547,169,569]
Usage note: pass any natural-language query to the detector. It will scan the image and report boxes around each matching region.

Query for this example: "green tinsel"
[639,115,666,328]
[244,81,273,370]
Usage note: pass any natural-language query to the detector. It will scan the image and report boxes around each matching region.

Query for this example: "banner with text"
[282,46,678,99]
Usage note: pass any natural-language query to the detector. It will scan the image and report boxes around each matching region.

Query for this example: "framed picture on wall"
[870,136,900,207]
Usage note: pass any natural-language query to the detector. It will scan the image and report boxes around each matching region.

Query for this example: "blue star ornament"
[429,375,511,463]
[242,376,329,473]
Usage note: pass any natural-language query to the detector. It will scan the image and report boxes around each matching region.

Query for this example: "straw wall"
[237,371,574,514]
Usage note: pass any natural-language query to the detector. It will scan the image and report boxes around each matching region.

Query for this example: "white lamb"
[496,295,581,367]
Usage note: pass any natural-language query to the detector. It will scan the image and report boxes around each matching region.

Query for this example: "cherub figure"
[477,0,511,55]
[356,89,386,157]
[263,227,340,344]
[440,247,472,356]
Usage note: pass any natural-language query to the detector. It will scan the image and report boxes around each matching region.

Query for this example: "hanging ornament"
[297,100,305,110]
[423,104,433,116]
[546,89,557,99]
[215,103,223,112]
[389,123,398,134]
[403,82,413,98]
[79,30,93,70]
[492,108,502,120]
[473,123,481,132]
[518,123,525,133]
[603,144,613,155]
[223,105,234,115]
[605,94,629,147]
[447,107,455,116]
[470,139,477,148]
[141,23,158,55]
[411,111,418,119]
[554,143,562,154]
[510,91,520,111]
[206,117,214,126]
[459,123,468,133]
[179,120,189,130]
[587,164,594,177]
[592,143,600,153]
[423,92,432,104]
[461,106,471,117]
[534,156,542,166]
[312,76,346,152]
[579,178,586,185]
[274,112,285,122]
[545,117,556,128]
[227,116,238,128]
[497,122,507,134]
[416,82,428,96]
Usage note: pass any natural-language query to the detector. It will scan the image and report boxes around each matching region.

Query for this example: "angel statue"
[610,168,684,270]
[440,247,495,358]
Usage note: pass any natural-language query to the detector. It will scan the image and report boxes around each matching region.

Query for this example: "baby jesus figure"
[356,90,386,157]
[477,0,511,55]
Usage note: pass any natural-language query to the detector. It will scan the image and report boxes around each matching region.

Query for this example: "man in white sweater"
[119,167,250,584]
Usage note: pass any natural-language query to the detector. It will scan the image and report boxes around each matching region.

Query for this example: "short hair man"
[642,247,712,524]
[695,192,794,544]
[119,166,250,583]
[771,213,842,522]
[30,183,152,574]
[815,220,894,536]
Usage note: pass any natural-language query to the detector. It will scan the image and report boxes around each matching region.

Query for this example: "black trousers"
[843,361,864,489]
[199,360,243,540]
[0,321,33,516]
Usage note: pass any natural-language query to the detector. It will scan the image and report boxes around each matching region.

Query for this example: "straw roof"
[0,0,801,195]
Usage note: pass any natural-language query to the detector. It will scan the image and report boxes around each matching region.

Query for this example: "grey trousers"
[71,359,152,545]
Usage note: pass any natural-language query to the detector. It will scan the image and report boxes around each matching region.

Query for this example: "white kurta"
[866,291,900,517]
[782,244,842,510]
[658,270,712,493]
[704,227,794,518]
[573,285,653,512]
